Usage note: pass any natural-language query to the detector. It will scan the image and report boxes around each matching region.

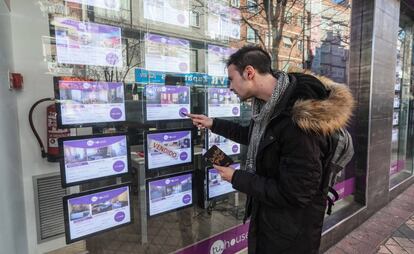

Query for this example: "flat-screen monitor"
[145,128,193,171]
[144,85,190,121]
[147,172,193,216]
[207,87,240,118]
[207,130,240,156]
[207,163,240,200]
[56,79,126,127]
[59,133,130,187]
[63,184,132,244]
[54,18,122,67]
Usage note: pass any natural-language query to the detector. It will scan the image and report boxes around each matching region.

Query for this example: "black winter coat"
[210,72,354,254]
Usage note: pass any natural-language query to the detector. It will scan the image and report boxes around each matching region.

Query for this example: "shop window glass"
[13,0,355,252]
[390,23,414,188]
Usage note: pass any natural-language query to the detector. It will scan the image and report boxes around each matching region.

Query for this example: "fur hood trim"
[288,66,355,136]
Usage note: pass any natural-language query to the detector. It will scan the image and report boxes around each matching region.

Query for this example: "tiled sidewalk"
[376,215,414,254]
[325,184,414,254]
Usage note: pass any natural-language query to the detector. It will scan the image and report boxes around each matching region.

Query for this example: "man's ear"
[244,65,255,80]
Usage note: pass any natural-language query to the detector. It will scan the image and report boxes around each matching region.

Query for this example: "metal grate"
[33,173,67,242]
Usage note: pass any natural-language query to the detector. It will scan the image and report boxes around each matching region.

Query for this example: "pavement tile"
[334,235,376,253]
[351,226,389,247]
[385,244,409,254]
[405,248,414,254]
[377,245,392,254]
[398,225,414,240]
[382,206,413,220]
[325,246,348,254]
[386,238,400,246]
[393,237,414,248]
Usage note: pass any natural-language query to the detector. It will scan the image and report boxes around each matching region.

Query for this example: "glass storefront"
[1,0,356,253]
[390,13,414,188]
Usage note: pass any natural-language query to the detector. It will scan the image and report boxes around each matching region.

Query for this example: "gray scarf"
[245,71,290,173]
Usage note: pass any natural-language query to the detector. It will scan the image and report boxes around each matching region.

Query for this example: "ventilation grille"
[34,173,67,242]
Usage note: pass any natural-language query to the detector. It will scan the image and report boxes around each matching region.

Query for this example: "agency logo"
[210,240,225,254]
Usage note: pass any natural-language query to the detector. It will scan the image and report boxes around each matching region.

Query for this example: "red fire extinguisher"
[30,98,71,162]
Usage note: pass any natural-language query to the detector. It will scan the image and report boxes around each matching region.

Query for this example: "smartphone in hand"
[203,145,234,167]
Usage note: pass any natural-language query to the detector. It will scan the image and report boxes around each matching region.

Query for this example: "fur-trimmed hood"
[287,67,354,136]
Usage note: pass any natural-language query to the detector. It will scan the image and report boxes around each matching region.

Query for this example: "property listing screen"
[146,130,192,170]
[208,163,240,199]
[207,87,240,118]
[59,80,126,125]
[66,185,131,241]
[55,18,122,67]
[63,135,128,184]
[148,173,192,216]
[207,130,240,156]
[145,85,190,121]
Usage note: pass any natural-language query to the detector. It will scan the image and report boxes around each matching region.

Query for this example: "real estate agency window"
[390,17,414,188]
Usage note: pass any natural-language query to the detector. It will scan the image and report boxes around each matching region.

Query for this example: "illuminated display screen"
[147,172,193,216]
[66,0,120,10]
[207,45,237,77]
[54,18,122,67]
[63,184,132,243]
[145,129,193,170]
[207,1,240,39]
[207,130,240,156]
[207,163,240,199]
[145,33,190,73]
[145,85,190,121]
[57,80,126,126]
[143,0,189,27]
[207,87,240,118]
[60,134,129,186]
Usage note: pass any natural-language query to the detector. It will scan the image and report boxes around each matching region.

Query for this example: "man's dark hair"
[226,45,273,75]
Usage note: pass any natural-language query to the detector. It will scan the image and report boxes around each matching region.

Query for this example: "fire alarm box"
[9,72,23,90]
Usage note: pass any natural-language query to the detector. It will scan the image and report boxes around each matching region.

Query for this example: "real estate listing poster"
[66,0,120,10]
[55,18,122,67]
[146,130,192,170]
[145,33,190,73]
[58,80,125,125]
[143,0,189,27]
[208,163,240,199]
[207,87,240,118]
[145,85,190,121]
[65,185,131,242]
[148,173,192,216]
[207,45,237,77]
[207,130,240,156]
[62,135,128,185]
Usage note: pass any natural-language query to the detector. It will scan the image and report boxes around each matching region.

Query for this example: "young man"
[188,46,353,253]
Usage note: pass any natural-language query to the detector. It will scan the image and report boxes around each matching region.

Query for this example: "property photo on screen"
[147,173,193,216]
[58,80,125,126]
[145,85,190,121]
[208,163,240,199]
[145,129,192,170]
[207,87,240,118]
[64,185,131,243]
[207,130,240,156]
[61,134,129,186]
[54,18,122,67]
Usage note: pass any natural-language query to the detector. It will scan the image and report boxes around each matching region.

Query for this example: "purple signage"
[176,223,249,254]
